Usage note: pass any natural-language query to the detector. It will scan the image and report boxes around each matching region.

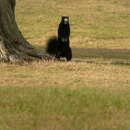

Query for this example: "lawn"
[0,0,130,129]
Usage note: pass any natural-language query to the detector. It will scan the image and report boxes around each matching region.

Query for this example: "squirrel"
[46,16,72,61]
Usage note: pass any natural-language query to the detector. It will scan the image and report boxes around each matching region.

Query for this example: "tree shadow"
[37,45,130,66]
[72,48,130,60]
[72,48,130,66]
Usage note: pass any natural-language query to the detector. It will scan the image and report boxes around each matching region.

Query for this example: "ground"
[0,0,130,130]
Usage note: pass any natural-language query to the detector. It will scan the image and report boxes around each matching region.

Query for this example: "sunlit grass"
[0,86,130,130]
[0,0,130,129]
[15,0,130,47]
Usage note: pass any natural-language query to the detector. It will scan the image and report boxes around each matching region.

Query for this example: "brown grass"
[0,61,130,92]
[1,1,130,130]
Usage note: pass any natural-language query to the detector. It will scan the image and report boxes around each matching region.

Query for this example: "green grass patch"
[0,87,130,130]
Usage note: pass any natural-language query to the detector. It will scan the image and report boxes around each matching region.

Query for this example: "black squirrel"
[46,16,72,61]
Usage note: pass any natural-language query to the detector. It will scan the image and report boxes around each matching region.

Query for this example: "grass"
[0,61,130,88]
[16,0,130,48]
[0,0,130,129]
[0,62,130,130]
[0,87,130,130]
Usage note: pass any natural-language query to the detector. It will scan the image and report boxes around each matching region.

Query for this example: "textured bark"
[0,0,50,63]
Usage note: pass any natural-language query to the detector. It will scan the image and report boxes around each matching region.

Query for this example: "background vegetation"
[0,0,130,129]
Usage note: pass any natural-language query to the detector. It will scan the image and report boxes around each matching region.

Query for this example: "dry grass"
[0,61,130,91]
[16,0,130,48]
[0,0,130,130]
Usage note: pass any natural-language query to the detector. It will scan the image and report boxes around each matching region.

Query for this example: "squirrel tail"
[46,36,58,55]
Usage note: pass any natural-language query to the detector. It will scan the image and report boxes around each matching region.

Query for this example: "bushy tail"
[46,36,58,55]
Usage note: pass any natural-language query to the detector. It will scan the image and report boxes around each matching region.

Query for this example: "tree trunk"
[0,0,50,63]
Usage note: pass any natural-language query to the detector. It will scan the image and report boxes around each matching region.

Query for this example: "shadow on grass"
[37,46,130,66]
[72,48,130,66]
[72,48,130,60]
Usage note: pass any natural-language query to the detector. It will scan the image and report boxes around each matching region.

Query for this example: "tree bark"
[0,0,50,63]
